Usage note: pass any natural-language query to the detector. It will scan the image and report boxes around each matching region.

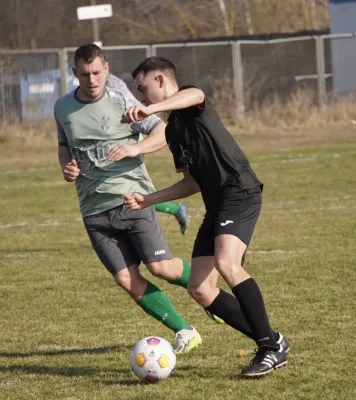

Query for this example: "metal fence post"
[315,36,327,107]
[149,45,157,57]
[58,49,69,96]
[231,41,245,117]
[144,45,151,58]
[0,54,6,120]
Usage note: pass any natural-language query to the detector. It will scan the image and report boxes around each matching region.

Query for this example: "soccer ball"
[130,336,176,382]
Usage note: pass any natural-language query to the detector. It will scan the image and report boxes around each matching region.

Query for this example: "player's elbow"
[195,89,205,105]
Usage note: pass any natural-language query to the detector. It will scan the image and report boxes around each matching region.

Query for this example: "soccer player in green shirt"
[54,44,200,353]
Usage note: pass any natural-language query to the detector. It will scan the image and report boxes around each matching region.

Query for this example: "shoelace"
[249,348,267,365]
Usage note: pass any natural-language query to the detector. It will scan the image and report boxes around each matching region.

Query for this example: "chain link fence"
[0,34,355,122]
[0,49,60,120]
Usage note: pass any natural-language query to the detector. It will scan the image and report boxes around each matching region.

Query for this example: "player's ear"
[72,67,77,78]
[156,74,164,88]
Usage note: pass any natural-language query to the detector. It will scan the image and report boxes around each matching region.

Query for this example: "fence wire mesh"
[0,35,352,122]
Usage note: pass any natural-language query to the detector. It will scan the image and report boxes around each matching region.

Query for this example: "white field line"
[320,195,352,202]
[0,218,82,230]
[2,181,65,189]
[4,253,29,258]
[2,249,306,258]
[159,204,356,220]
[0,152,343,178]
[1,205,354,230]
[36,345,107,351]
[252,155,317,167]
[249,249,306,254]
[0,167,58,175]
[0,379,20,388]
[265,205,356,214]
[251,152,344,167]
[1,197,354,230]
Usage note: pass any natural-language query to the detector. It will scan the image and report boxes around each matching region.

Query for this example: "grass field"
[0,131,356,400]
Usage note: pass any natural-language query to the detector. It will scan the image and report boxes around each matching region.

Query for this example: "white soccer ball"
[130,336,176,382]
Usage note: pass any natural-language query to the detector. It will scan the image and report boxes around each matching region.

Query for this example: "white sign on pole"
[77,4,113,20]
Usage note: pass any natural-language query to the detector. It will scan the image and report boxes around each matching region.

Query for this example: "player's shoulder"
[106,74,128,89]
[106,86,125,103]
[105,85,138,110]
[54,90,76,111]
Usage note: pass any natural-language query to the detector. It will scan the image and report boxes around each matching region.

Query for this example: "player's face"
[73,57,109,100]
[135,71,166,105]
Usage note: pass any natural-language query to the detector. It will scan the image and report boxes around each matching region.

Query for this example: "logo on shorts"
[154,250,166,255]
[220,220,234,226]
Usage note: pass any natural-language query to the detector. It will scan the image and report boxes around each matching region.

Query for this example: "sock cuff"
[205,289,228,311]
[231,277,254,296]
[137,281,159,305]
[169,259,190,288]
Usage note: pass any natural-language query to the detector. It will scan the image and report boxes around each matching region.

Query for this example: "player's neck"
[166,85,179,98]
[77,87,104,102]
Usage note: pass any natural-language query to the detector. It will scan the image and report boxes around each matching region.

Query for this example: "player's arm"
[122,87,205,123]
[58,144,71,170]
[132,121,167,154]
[55,112,80,182]
[124,171,200,210]
[108,81,167,161]
[107,121,166,161]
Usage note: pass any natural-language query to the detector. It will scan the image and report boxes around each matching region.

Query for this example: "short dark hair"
[74,44,107,67]
[132,57,177,81]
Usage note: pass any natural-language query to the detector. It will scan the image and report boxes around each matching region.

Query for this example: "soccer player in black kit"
[122,56,289,377]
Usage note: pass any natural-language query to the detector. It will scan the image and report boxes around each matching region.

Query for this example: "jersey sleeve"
[179,85,206,115]
[106,75,162,136]
[54,110,68,146]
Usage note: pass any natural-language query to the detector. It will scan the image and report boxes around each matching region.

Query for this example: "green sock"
[154,202,180,215]
[137,281,190,333]
[169,259,191,289]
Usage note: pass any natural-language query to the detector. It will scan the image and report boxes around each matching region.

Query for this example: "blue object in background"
[20,70,78,120]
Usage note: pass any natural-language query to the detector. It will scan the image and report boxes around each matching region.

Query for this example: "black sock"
[232,278,278,349]
[205,289,255,340]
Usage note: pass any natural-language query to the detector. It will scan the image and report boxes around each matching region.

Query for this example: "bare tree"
[0,0,330,49]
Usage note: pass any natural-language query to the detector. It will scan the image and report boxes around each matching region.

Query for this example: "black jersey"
[165,86,263,211]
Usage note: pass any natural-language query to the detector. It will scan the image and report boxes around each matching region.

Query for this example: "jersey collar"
[74,87,107,104]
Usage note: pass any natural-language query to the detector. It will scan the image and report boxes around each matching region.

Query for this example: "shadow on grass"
[0,364,99,377]
[0,345,132,358]
[0,364,146,386]
[100,370,147,386]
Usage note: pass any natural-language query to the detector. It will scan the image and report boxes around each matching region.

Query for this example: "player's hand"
[123,192,148,210]
[107,144,140,162]
[62,159,80,182]
[121,105,152,124]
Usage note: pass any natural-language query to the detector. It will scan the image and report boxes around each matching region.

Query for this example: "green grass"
[0,142,356,400]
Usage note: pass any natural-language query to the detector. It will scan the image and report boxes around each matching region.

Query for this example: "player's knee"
[215,256,235,274]
[147,260,170,279]
[187,283,210,305]
[114,270,133,292]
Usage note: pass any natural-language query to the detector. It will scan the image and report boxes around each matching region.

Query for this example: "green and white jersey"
[54,84,161,216]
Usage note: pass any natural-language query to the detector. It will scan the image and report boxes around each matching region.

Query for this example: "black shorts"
[192,186,262,259]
